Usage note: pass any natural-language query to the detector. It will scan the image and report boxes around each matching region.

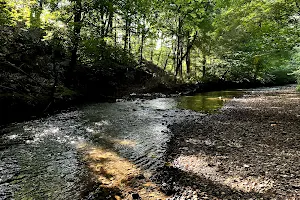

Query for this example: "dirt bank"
[155,85,300,199]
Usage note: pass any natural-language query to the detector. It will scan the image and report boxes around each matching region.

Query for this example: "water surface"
[0,89,243,199]
[177,90,244,113]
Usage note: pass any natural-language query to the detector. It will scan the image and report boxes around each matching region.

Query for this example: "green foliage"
[290,48,300,87]
[0,0,13,25]
[1,0,299,89]
[80,37,137,68]
[0,0,299,125]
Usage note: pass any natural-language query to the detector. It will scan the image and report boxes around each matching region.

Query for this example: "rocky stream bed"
[157,85,300,200]
[0,85,299,199]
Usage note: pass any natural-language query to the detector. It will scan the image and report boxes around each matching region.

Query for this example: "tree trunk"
[114,22,117,46]
[179,42,183,77]
[150,49,154,61]
[164,50,171,70]
[140,31,145,64]
[157,48,162,65]
[44,47,58,112]
[186,47,191,75]
[186,32,191,76]
[123,17,130,50]
[202,54,206,78]
[99,5,105,37]
[175,39,183,77]
[104,11,113,37]
[173,42,177,73]
[68,0,82,85]
[128,30,131,52]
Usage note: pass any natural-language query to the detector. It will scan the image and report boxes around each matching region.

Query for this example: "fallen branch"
[0,61,47,90]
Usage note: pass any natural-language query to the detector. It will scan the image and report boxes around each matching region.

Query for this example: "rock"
[132,193,140,199]
[137,174,145,179]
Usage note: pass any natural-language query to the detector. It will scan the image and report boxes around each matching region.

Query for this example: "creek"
[0,89,244,199]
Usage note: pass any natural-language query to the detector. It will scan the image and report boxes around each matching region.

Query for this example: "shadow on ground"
[160,87,300,199]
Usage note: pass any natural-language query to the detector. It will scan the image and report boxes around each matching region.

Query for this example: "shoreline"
[154,85,300,199]
[1,81,296,127]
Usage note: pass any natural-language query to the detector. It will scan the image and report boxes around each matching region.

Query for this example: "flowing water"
[0,90,244,199]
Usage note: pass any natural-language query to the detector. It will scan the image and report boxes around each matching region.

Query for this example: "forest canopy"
[1,0,299,83]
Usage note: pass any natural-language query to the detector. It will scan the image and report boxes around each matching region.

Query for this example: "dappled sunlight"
[146,98,176,110]
[95,120,111,126]
[85,120,111,134]
[85,127,94,133]
[287,97,300,100]
[230,97,265,103]
[172,154,274,194]
[206,97,231,101]
[7,134,18,140]
[26,126,62,143]
[78,143,169,199]
[166,86,300,199]
[113,139,137,148]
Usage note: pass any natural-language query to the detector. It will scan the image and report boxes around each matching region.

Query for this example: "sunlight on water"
[0,89,245,199]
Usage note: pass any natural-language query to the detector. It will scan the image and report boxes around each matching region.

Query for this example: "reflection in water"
[0,99,177,199]
[0,90,244,199]
[81,100,173,171]
[177,90,244,113]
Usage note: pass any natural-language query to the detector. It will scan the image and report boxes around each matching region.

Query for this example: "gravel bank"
[155,85,300,200]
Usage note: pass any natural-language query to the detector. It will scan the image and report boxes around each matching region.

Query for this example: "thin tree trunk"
[128,30,131,52]
[186,48,191,75]
[186,32,191,76]
[175,17,184,77]
[157,44,163,65]
[44,49,58,112]
[124,17,129,50]
[179,42,183,78]
[175,33,180,76]
[173,42,177,73]
[164,50,171,70]
[100,5,105,37]
[104,11,113,37]
[68,0,82,85]
[202,54,206,78]
[140,32,145,64]
[114,22,117,46]
[150,49,154,61]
